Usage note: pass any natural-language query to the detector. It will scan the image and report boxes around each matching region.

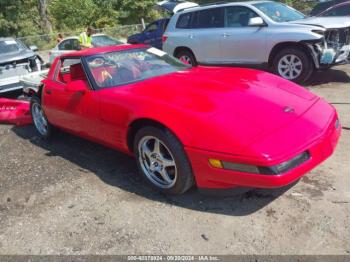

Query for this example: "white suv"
[163,1,350,83]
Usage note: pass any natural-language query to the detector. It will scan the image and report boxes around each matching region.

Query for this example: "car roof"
[176,0,272,13]
[311,0,350,16]
[320,0,350,14]
[62,43,148,57]
[60,34,108,41]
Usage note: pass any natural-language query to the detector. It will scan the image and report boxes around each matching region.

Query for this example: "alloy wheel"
[179,55,192,65]
[32,103,48,136]
[278,54,303,80]
[138,136,177,189]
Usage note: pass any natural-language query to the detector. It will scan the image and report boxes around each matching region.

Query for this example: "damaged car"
[0,37,43,93]
[163,1,350,83]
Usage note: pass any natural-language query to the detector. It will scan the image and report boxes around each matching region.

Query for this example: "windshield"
[85,47,191,89]
[0,39,24,54]
[253,2,306,22]
[92,35,123,47]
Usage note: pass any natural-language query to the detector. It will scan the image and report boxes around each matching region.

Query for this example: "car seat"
[70,63,87,81]
[239,13,249,27]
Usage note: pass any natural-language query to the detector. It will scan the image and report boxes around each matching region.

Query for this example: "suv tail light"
[162,35,168,43]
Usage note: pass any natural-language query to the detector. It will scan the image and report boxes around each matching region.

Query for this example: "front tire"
[30,95,53,140]
[272,48,314,84]
[133,126,194,195]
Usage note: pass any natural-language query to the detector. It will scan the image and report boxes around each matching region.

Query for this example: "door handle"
[188,34,195,39]
[45,89,52,94]
[222,33,231,38]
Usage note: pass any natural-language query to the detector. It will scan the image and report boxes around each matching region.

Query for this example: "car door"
[221,6,267,64]
[186,7,226,63]
[43,57,101,138]
[143,22,160,48]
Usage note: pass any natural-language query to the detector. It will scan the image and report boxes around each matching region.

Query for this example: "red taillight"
[162,35,168,43]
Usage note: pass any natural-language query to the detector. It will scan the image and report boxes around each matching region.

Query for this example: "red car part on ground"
[30,44,341,194]
[0,98,32,126]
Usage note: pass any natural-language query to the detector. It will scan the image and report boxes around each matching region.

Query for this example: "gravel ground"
[0,65,349,255]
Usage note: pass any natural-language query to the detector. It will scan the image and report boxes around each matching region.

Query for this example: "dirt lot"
[0,65,350,255]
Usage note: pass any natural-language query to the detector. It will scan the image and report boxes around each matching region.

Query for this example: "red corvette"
[30,44,341,194]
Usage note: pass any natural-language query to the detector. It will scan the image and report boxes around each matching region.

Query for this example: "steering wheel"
[88,56,106,67]
[149,63,165,70]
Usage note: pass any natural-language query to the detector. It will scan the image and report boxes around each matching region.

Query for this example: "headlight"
[209,151,310,176]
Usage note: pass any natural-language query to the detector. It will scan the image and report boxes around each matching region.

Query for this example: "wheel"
[272,48,314,84]
[30,95,53,139]
[133,126,195,195]
[176,50,197,66]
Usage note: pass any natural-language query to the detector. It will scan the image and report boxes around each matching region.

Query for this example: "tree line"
[0,0,316,37]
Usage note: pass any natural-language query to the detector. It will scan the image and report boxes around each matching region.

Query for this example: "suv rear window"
[176,7,224,29]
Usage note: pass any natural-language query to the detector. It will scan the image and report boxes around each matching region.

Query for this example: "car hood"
[124,67,320,156]
[291,17,350,29]
[0,49,35,65]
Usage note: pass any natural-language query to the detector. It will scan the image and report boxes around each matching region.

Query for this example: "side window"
[55,58,82,84]
[176,12,192,29]
[145,22,159,32]
[71,39,80,50]
[323,5,350,16]
[192,7,224,28]
[58,39,73,50]
[225,6,259,27]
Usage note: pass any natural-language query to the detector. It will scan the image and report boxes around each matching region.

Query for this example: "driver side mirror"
[29,45,38,52]
[65,80,87,94]
[248,17,266,27]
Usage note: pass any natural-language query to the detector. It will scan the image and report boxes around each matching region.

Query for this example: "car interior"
[57,60,88,84]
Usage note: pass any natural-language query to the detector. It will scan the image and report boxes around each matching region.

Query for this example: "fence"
[17,24,144,52]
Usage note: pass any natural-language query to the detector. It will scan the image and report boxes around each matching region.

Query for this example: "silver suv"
[163,1,350,83]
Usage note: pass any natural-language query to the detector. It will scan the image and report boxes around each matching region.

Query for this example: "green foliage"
[50,0,106,30]
[48,0,159,32]
[0,0,41,36]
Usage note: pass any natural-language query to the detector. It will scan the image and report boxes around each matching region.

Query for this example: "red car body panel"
[40,45,341,189]
[0,98,32,126]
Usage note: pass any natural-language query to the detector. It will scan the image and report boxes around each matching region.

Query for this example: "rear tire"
[133,126,195,195]
[272,47,314,84]
[30,95,53,140]
[176,50,197,66]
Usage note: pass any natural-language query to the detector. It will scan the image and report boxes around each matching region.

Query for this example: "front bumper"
[186,114,341,190]
[308,43,350,69]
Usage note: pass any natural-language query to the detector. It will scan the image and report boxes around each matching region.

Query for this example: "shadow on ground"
[12,125,296,217]
[308,68,350,86]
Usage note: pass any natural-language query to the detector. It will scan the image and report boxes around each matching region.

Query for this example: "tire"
[133,126,195,195]
[272,47,314,84]
[176,50,197,66]
[30,95,53,140]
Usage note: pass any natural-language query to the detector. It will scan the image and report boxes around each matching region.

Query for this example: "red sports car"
[30,44,341,195]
